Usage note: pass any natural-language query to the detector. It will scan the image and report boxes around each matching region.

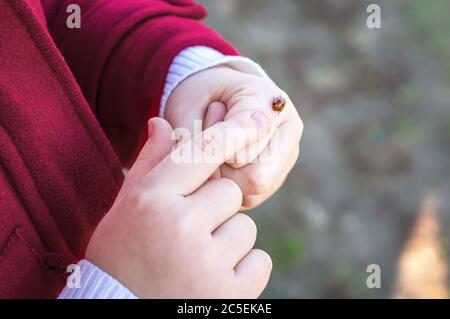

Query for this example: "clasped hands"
[86,65,303,298]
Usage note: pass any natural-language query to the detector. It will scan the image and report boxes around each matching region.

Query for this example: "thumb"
[117,117,176,201]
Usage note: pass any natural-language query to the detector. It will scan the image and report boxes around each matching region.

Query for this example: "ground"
[199,0,450,298]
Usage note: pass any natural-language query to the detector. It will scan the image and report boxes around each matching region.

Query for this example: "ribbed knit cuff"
[58,260,137,299]
[160,45,269,118]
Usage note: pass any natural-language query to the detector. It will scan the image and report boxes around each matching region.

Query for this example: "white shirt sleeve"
[59,46,267,299]
[58,260,137,299]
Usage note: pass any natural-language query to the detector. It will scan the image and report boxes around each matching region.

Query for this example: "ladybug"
[272,96,286,113]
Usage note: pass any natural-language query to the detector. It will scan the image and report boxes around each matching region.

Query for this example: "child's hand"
[86,112,272,298]
[165,66,303,209]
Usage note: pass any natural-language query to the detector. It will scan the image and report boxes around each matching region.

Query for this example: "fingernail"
[251,111,271,130]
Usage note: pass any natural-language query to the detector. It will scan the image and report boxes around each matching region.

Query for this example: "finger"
[170,101,225,153]
[204,101,227,130]
[144,111,271,195]
[227,132,273,168]
[242,146,299,209]
[186,178,242,230]
[204,102,227,181]
[234,249,272,298]
[221,118,302,195]
[213,213,257,264]
[224,90,291,169]
[117,117,175,201]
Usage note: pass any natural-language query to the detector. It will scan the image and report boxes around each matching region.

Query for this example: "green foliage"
[256,216,306,271]
[402,0,450,80]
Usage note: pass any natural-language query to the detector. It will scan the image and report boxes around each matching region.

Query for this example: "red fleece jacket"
[0,0,238,298]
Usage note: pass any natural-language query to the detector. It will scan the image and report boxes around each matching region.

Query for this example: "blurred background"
[198,0,450,298]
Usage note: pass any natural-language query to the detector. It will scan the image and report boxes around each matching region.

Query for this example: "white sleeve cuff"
[58,260,137,299]
[160,45,270,118]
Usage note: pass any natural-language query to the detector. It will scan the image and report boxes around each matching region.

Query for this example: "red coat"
[0,0,237,298]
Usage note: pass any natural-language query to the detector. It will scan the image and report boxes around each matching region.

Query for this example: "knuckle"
[219,178,243,204]
[254,249,273,273]
[127,188,152,212]
[242,195,261,210]
[236,213,257,238]
[247,166,272,195]
[172,212,194,238]
[243,249,272,298]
